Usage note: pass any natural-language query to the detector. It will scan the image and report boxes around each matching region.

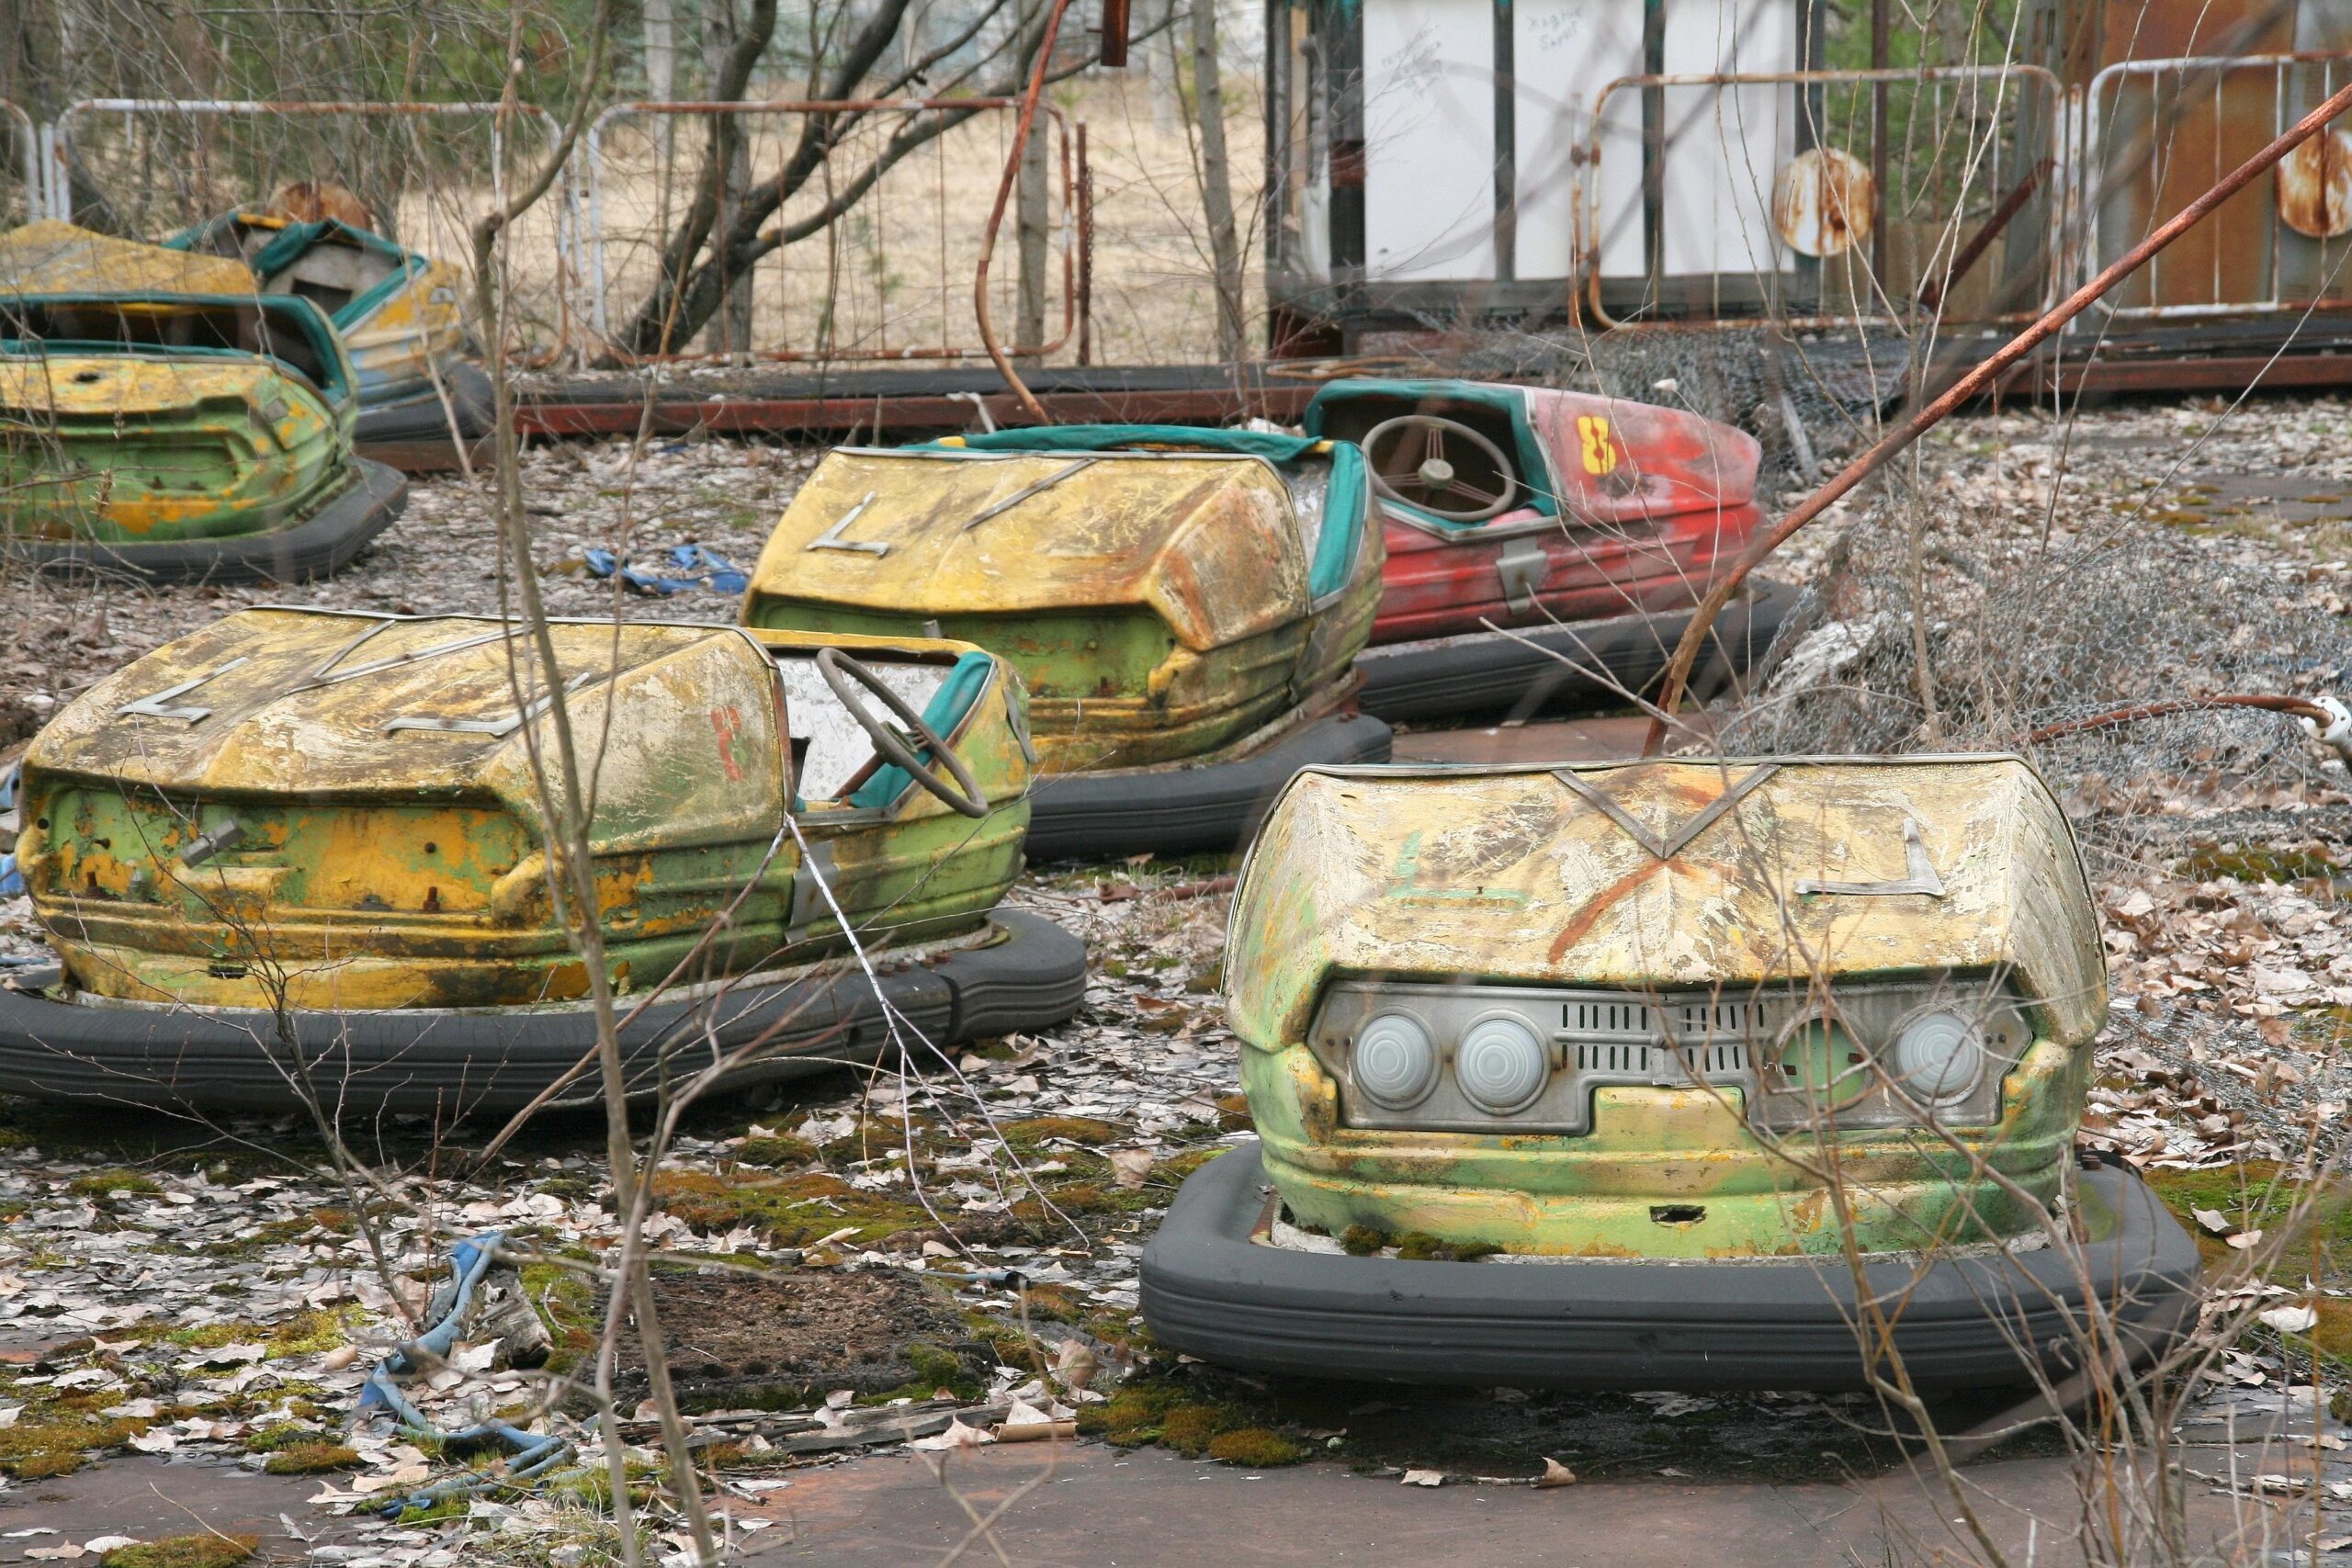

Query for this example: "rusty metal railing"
[2084,51,2352,322]
[1579,64,2066,331]
[583,97,1082,366]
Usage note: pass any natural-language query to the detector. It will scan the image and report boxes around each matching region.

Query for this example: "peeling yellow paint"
[17,610,1034,1011]
[1227,756,2107,1257]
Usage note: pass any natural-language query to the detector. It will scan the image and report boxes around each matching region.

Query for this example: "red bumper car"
[1302,379,1798,723]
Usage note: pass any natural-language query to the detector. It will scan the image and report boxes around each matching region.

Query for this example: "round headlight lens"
[1774,1017,1870,1108]
[1893,1010,1984,1100]
[1352,1012,1440,1109]
[1455,1015,1549,1113]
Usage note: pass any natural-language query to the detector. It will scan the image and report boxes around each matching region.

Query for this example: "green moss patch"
[1001,1117,1125,1148]
[1206,1427,1308,1466]
[261,1441,361,1474]
[2178,843,2339,884]
[0,1408,149,1478]
[99,1537,259,1568]
[735,1134,818,1167]
[68,1169,162,1198]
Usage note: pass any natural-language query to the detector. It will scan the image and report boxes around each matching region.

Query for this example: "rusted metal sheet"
[15,609,1032,1011]
[1223,755,2104,1257]
[741,445,1383,772]
[1770,148,1877,259]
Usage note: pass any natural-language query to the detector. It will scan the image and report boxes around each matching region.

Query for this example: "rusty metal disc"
[1771,148,1877,259]
[2278,127,2352,239]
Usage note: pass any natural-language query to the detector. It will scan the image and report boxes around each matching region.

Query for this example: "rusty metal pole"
[976,0,1079,424]
[1642,73,2352,757]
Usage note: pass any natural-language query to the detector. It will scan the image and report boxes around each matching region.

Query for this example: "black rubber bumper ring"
[1356,577,1804,726]
[1139,1141,2200,1393]
[4,458,408,586]
[1023,712,1393,863]
[354,361,497,446]
[0,910,1086,1118]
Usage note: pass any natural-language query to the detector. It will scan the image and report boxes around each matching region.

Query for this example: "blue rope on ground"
[356,1231,582,1517]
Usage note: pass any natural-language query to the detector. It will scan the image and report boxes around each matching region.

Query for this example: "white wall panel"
[1362,0,1497,280]
[1512,0,1645,280]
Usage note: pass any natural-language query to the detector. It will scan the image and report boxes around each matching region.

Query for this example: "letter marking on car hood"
[1550,762,1781,861]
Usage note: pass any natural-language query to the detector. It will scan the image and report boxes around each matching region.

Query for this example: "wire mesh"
[1716,484,2351,874]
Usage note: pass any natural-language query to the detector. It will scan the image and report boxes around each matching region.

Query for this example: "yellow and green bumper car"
[1142,754,2198,1391]
[167,209,491,446]
[0,608,1082,1114]
[742,425,1391,858]
[0,221,406,583]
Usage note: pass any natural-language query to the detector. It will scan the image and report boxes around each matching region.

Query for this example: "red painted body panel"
[1313,382,1767,647]
[1374,499,1766,643]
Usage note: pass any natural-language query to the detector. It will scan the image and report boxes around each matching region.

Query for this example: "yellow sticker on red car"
[1577,414,1617,476]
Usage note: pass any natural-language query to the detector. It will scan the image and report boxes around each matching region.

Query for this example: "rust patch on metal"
[1772,149,1877,259]
[2278,128,2352,240]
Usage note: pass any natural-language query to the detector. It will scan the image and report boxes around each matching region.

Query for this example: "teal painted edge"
[851,650,999,811]
[0,289,356,412]
[162,213,431,335]
[1300,378,1558,524]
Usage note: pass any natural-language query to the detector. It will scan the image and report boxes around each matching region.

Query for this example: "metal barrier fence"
[583,97,1082,364]
[1581,64,2066,330]
[51,98,579,358]
[17,65,2352,362]
[2086,51,2352,321]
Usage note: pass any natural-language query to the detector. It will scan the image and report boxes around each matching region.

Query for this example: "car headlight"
[1891,1009,1984,1100]
[1773,1016,1871,1108]
[1307,976,2035,1137]
[1352,1011,1440,1109]
[1455,1014,1549,1113]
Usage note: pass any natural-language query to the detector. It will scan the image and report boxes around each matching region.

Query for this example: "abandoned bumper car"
[1141,756,2199,1390]
[167,209,492,445]
[742,425,1389,859]
[0,609,1084,1113]
[0,221,407,583]
[1304,379,1800,725]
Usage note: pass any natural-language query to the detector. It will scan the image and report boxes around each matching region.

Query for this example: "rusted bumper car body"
[1303,380,1797,724]
[741,426,1392,858]
[1141,756,2197,1390]
[167,210,491,444]
[0,609,1083,1113]
[0,222,406,582]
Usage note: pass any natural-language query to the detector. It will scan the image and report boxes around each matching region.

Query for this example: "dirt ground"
[2,388,2352,1563]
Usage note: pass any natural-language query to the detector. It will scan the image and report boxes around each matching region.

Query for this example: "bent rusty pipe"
[975,0,1078,426]
[2027,694,2328,742]
[1642,73,2352,758]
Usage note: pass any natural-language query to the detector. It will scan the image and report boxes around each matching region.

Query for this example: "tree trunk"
[1189,0,1244,363]
[705,0,756,357]
[1015,85,1049,360]
[643,0,675,98]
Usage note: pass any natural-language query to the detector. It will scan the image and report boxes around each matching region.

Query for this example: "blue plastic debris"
[579,544,746,597]
[357,1231,580,1517]
[0,765,20,897]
